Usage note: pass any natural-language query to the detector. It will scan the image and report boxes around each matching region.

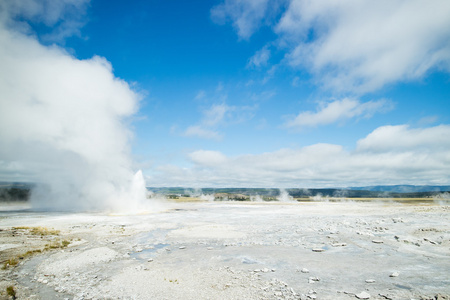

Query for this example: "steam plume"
[0,1,147,211]
[277,189,294,202]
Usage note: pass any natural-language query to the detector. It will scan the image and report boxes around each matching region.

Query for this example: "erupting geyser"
[0,1,148,212]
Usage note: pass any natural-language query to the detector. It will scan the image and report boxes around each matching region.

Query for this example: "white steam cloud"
[277,189,294,202]
[0,1,147,211]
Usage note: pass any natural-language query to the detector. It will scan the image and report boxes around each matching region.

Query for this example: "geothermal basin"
[0,201,449,299]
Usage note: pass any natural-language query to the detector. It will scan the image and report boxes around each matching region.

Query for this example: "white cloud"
[357,124,450,152]
[277,0,450,92]
[189,150,228,166]
[184,126,222,140]
[203,103,230,127]
[183,102,256,140]
[0,0,90,42]
[195,90,206,100]
[285,98,393,129]
[213,0,450,93]
[182,103,230,140]
[148,124,450,188]
[247,45,271,68]
[210,0,271,40]
[0,0,147,211]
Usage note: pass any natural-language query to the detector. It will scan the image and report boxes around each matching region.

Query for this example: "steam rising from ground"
[276,189,294,202]
[0,1,147,212]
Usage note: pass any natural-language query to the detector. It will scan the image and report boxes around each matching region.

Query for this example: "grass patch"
[13,226,60,236]
[1,258,19,270]
[2,240,70,270]
[6,286,16,299]
[44,239,70,250]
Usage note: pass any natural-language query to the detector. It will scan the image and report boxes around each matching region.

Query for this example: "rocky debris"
[308,276,320,283]
[263,278,301,299]
[312,248,325,252]
[424,238,438,245]
[355,291,371,299]
[331,242,347,247]
[305,289,317,299]
[379,292,395,299]
[389,271,399,277]
[301,268,310,273]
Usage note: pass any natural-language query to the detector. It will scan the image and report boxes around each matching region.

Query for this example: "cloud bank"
[148,124,450,188]
[0,0,147,211]
[213,0,450,93]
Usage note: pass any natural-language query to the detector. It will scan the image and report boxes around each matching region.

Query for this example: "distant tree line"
[0,187,31,202]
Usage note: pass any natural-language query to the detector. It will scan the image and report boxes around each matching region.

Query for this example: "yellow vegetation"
[13,226,60,236]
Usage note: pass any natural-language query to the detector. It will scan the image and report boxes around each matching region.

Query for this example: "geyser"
[0,1,147,211]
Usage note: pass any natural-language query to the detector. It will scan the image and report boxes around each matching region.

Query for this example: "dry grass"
[2,258,19,269]
[2,239,70,270]
[13,226,60,236]
[167,197,204,202]
[6,285,16,299]
[44,239,70,250]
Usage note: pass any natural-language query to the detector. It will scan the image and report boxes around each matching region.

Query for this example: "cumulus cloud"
[279,0,450,92]
[213,0,450,93]
[357,124,450,152]
[148,124,450,188]
[285,98,393,129]
[0,0,147,211]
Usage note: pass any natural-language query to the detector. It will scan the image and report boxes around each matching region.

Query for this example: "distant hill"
[148,186,450,198]
[348,185,450,193]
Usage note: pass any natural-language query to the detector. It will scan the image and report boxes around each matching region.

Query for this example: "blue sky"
[1,0,450,189]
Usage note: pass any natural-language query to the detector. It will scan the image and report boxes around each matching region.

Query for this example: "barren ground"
[0,201,449,300]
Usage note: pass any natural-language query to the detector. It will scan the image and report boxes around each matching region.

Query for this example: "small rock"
[301,268,310,273]
[332,243,347,247]
[308,277,320,283]
[262,268,269,273]
[147,258,153,262]
[389,271,399,277]
[365,279,375,283]
[378,293,394,300]
[355,291,371,299]
[206,247,213,250]
[372,240,383,244]
[312,248,325,252]
[179,246,186,249]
